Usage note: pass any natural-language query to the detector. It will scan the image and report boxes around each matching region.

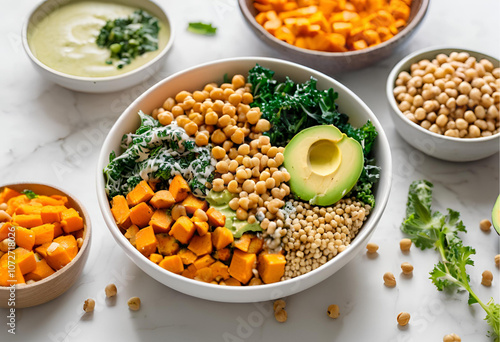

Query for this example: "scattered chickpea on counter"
[273,299,287,323]
[401,262,413,275]
[394,52,500,138]
[399,238,412,252]
[127,297,141,311]
[83,298,95,313]
[481,270,493,286]
[327,304,340,319]
[383,272,396,287]
[366,242,379,254]
[443,333,461,342]
[397,312,410,326]
[480,219,492,232]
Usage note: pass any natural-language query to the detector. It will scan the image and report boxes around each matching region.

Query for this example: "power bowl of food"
[22,0,174,93]
[0,183,91,308]
[386,47,500,162]
[238,0,429,74]
[96,57,391,302]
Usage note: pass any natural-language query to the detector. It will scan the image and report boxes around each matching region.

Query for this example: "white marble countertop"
[1,0,499,341]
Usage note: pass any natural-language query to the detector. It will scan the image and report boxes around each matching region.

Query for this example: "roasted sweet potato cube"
[110,195,132,228]
[178,248,197,265]
[214,247,231,262]
[149,253,163,264]
[194,267,214,283]
[130,202,154,228]
[44,242,73,270]
[158,255,184,274]
[24,259,55,282]
[15,227,35,250]
[193,254,215,269]
[0,222,13,241]
[149,210,173,234]
[188,233,212,256]
[193,221,209,236]
[234,233,252,252]
[53,222,64,238]
[156,233,180,256]
[40,205,66,224]
[6,195,29,215]
[31,224,55,245]
[181,194,208,215]
[14,248,37,275]
[0,187,22,204]
[169,216,195,244]
[124,225,140,245]
[224,277,241,286]
[247,237,264,254]
[15,204,42,215]
[212,227,234,250]
[149,190,176,209]
[13,214,43,228]
[169,175,191,202]
[0,257,24,286]
[210,261,230,281]
[228,249,256,284]
[135,226,158,257]
[61,208,84,233]
[206,207,225,227]
[126,180,154,206]
[258,253,286,284]
[181,264,197,279]
[54,235,78,259]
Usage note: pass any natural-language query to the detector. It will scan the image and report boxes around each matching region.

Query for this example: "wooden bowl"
[238,0,429,74]
[0,183,91,308]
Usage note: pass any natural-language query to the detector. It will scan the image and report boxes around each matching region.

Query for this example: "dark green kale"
[248,64,379,206]
[96,10,160,69]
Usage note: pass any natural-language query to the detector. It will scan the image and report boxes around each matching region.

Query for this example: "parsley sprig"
[401,180,499,341]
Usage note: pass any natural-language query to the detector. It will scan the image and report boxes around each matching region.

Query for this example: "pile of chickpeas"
[394,51,500,138]
[281,198,370,280]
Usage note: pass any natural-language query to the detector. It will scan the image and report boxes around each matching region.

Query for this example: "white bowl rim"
[96,56,392,297]
[0,181,91,292]
[21,0,175,83]
[238,0,430,57]
[386,45,500,144]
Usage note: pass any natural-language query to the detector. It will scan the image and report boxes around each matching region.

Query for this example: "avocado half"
[493,194,500,235]
[283,125,364,206]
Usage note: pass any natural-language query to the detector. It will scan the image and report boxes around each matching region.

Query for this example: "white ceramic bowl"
[96,57,392,302]
[238,0,429,74]
[22,0,174,93]
[386,47,500,162]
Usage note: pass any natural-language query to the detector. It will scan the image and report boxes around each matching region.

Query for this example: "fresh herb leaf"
[401,180,499,341]
[187,22,217,35]
[248,64,380,206]
[22,190,38,199]
[96,10,160,69]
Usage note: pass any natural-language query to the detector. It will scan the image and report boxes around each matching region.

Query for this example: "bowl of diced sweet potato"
[238,0,429,74]
[0,183,91,308]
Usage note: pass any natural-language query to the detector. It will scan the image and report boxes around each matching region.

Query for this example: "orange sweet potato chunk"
[6,195,29,215]
[24,259,55,281]
[158,255,184,274]
[181,194,208,215]
[111,195,132,229]
[228,249,256,284]
[61,208,84,233]
[126,180,155,206]
[31,224,55,245]
[54,235,78,259]
[156,233,180,256]
[149,210,173,234]
[149,253,163,264]
[206,207,225,227]
[193,254,215,269]
[169,216,195,244]
[0,222,13,241]
[258,253,286,284]
[0,187,22,204]
[53,222,64,238]
[135,226,158,257]
[210,261,230,281]
[178,248,197,265]
[234,233,252,252]
[15,204,42,215]
[212,227,234,250]
[149,190,176,209]
[194,267,214,282]
[13,214,43,228]
[40,205,66,224]
[169,175,191,202]
[15,227,35,250]
[130,202,154,228]
[32,196,65,206]
[188,233,213,256]
[14,248,37,275]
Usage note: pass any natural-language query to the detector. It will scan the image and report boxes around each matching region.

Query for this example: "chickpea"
[205,111,218,126]
[436,114,448,127]
[480,219,492,232]
[443,333,461,342]
[242,180,255,193]
[236,208,248,220]
[212,146,226,160]
[495,254,500,267]
[464,110,476,123]
[231,129,245,144]
[383,272,396,287]
[481,270,493,286]
[212,179,225,192]
[163,97,175,111]
[175,90,191,103]
[327,304,340,319]
[366,242,379,254]
[255,119,271,133]
[194,209,208,221]
[127,297,141,311]
[468,124,481,137]
[83,298,95,313]
[158,112,174,126]
[105,284,117,298]
[397,312,410,326]
[212,129,227,145]
[171,204,187,220]
[401,262,413,275]
[227,180,239,193]
[400,238,412,252]
[274,309,287,323]
[255,181,267,194]
[171,105,184,117]
[184,121,198,136]
[238,144,250,155]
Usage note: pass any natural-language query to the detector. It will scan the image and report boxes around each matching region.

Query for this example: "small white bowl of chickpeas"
[386,47,499,162]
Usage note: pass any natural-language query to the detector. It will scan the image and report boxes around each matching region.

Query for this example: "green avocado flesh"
[206,190,262,238]
[492,194,500,235]
[283,125,364,206]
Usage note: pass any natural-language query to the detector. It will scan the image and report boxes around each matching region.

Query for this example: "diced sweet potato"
[110,195,132,228]
[188,233,212,256]
[178,248,197,265]
[0,222,13,241]
[212,227,234,250]
[61,208,84,233]
[224,277,241,286]
[149,190,176,209]
[181,194,208,214]
[32,196,65,206]
[168,175,191,202]
[149,210,173,234]
[50,195,68,205]
[149,253,163,264]
[193,254,215,269]
[193,221,209,236]
[234,233,252,252]
[31,224,55,245]
[15,227,35,250]
[210,261,230,281]
[194,267,214,282]
[156,233,180,256]
[206,207,225,227]
[228,249,256,284]
[14,248,37,274]
[130,202,154,228]
[248,237,264,254]
[53,222,64,238]
[214,248,231,262]
[24,259,55,281]
[15,204,42,215]
[40,205,66,224]
[0,187,22,204]
[54,235,78,259]
[0,257,24,286]
[181,264,197,279]
[126,180,154,206]
[158,255,184,274]
[124,225,140,245]
[169,216,195,244]
[13,214,43,228]
[135,226,158,257]
[6,195,29,215]
[258,253,286,284]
